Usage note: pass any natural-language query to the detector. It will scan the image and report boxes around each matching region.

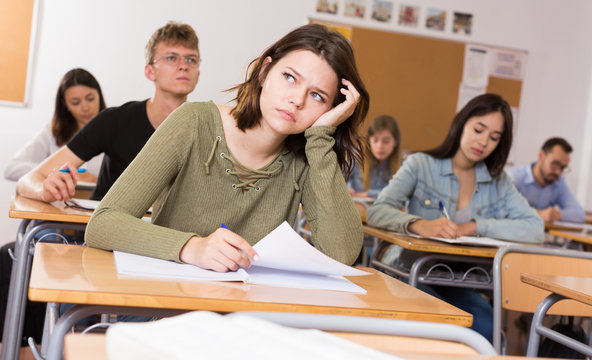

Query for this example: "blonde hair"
[145,21,199,64]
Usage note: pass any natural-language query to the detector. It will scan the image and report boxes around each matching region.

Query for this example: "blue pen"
[59,168,87,173]
[438,201,451,220]
[221,223,250,261]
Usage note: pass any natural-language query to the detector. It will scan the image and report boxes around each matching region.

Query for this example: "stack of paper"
[114,221,369,293]
[405,232,518,247]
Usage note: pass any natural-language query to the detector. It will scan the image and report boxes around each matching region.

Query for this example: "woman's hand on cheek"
[312,79,360,128]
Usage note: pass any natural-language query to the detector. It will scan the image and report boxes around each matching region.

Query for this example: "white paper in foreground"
[106,311,402,360]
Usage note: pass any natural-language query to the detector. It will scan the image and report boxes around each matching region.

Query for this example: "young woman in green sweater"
[85,24,370,272]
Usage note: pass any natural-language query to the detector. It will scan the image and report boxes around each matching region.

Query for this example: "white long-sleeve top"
[4,122,103,181]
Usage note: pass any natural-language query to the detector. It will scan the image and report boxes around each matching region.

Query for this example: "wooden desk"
[9,195,93,223]
[548,229,592,245]
[364,225,499,289]
[363,226,497,258]
[544,222,588,232]
[30,243,471,325]
[62,333,562,360]
[521,273,592,357]
[521,274,592,307]
[32,243,471,360]
[2,197,93,360]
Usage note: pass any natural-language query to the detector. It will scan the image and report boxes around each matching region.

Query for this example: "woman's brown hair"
[424,93,513,178]
[229,24,370,178]
[52,68,106,146]
[362,115,401,190]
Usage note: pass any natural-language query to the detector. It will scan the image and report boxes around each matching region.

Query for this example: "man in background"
[17,21,201,202]
[508,137,585,223]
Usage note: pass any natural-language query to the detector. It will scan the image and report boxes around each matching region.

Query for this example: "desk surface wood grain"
[362,225,498,258]
[30,243,472,326]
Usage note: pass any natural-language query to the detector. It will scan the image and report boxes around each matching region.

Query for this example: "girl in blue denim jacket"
[367,93,544,342]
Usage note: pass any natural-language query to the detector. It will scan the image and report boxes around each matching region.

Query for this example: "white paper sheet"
[106,311,402,360]
[252,222,368,276]
[404,232,518,247]
[113,221,368,293]
[66,198,152,213]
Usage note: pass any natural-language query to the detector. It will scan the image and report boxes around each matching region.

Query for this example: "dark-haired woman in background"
[367,93,544,342]
[348,114,401,199]
[4,68,105,181]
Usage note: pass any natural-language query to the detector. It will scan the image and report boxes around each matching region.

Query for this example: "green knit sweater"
[85,101,363,265]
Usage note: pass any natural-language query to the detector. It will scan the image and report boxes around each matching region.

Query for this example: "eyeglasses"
[549,160,570,174]
[152,53,201,68]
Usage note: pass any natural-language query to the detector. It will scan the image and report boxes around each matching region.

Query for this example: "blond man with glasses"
[17,21,201,202]
[508,137,585,223]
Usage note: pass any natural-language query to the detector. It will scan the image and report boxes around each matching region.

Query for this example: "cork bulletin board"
[0,0,38,106]
[311,19,525,152]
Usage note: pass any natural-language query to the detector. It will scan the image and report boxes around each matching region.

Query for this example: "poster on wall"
[371,0,393,23]
[425,8,446,31]
[462,45,490,88]
[452,12,473,35]
[490,48,525,80]
[458,45,489,111]
[0,0,38,106]
[457,84,486,112]
[344,0,367,18]
[316,0,338,15]
[398,4,420,27]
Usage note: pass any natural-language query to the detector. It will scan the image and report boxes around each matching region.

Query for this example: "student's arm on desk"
[555,177,586,223]
[473,173,544,243]
[85,106,255,273]
[366,154,420,234]
[301,126,363,266]
[16,147,84,202]
[537,207,562,223]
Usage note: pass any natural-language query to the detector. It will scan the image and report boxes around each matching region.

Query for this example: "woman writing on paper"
[348,114,401,199]
[366,93,544,342]
[86,24,369,270]
[4,68,105,181]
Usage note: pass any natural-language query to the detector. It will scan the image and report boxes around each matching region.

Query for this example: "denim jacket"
[347,162,391,198]
[367,153,544,243]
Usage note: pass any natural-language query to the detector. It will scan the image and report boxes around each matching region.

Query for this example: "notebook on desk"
[404,233,519,247]
[114,221,369,293]
[65,198,152,214]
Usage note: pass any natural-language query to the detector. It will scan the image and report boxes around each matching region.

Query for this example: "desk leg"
[45,305,185,360]
[39,302,59,358]
[525,293,592,358]
[0,222,86,360]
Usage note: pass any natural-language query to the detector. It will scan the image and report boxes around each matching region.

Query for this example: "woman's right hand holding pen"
[408,218,459,239]
[42,162,81,202]
[180,228,259,272]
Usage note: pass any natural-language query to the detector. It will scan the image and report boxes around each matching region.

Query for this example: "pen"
[58,168,87,173]
[221,224,248,261]
[438,201,451,220]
